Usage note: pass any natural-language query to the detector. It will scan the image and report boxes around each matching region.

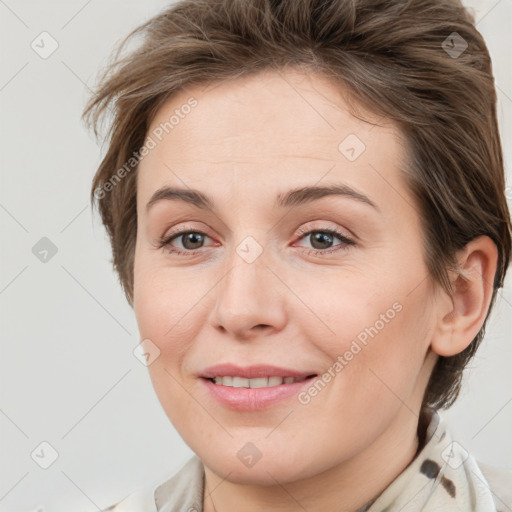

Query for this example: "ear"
[430,235,498,357]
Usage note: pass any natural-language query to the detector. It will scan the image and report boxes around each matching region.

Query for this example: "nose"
[208,253,288,340]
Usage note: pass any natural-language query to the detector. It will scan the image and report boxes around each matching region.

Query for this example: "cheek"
[308,274,433,402]
[133,267,201,429]
[290,270,403,358]
[133,260,216,390]
[134,253,199,336]
[351,290,432,406]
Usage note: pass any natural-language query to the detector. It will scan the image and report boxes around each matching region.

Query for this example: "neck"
[203,406,422,512]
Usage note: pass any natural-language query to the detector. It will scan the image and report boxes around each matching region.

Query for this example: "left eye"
[293,228,355,254]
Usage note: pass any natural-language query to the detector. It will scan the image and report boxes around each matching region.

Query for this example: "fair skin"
[133,68,497,512]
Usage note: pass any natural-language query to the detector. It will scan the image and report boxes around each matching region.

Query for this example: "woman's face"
[133,68,441,484]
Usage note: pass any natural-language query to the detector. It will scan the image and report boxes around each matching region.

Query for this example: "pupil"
[311,232,332,250]
[184,233,203,249]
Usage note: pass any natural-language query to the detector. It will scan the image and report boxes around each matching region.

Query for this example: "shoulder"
[100,455,204,512]
[100,483,158,512]
[477,460,512,510]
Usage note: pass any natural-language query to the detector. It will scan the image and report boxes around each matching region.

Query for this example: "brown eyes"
[157,227,355,257]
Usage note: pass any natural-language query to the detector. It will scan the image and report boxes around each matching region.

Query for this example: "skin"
[133,68,498,512]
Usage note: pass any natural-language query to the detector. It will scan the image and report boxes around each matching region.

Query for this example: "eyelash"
[157,225,355,257]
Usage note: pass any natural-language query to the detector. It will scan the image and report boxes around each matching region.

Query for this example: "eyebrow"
[145,183,380,213]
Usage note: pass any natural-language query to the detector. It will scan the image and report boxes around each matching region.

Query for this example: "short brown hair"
[83,0,512,410]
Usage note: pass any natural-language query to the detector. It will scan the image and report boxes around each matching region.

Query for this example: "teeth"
[247,377,268,388]
[211,376,307,388]
[233,377,250,387]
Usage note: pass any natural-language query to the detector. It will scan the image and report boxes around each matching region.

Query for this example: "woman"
[83,0,512,510]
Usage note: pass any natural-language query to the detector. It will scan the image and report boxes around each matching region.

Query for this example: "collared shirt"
[104,407,512,511]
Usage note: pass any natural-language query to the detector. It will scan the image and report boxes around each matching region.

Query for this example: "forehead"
[145,68,395,150]
[137,68,408,210]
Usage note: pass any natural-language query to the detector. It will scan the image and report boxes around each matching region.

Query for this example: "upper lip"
[200,363,317,379]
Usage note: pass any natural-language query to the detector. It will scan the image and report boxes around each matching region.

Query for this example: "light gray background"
[1,0,511,511]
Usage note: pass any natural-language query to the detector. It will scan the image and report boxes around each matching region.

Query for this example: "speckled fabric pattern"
[103,407,512,512]
[353,407,510,511]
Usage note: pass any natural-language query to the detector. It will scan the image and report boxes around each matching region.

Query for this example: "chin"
[208,462,297,486]
[201,449,321,486]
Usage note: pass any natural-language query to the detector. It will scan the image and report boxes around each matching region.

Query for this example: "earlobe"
[430,236,498,357]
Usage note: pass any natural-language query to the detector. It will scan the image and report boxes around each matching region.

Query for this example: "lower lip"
[201,376,316,411]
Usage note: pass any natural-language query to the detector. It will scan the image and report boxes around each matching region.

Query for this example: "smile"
[208,375,313,387]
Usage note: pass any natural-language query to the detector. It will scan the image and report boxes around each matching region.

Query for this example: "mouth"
[203,375,317,388]
[199,364,318,410]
